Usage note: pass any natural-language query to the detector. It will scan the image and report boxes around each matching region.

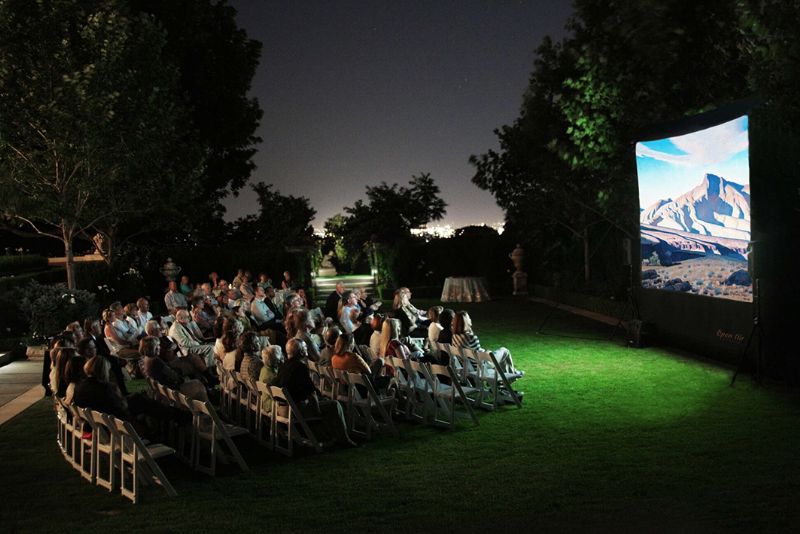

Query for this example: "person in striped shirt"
[451,311,522,376]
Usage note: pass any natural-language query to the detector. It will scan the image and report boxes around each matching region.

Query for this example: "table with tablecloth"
[440,276,491,303]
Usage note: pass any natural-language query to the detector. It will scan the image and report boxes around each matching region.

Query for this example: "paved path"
[0,360,44,426]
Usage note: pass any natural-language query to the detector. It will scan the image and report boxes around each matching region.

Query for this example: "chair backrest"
[388,356,411,386]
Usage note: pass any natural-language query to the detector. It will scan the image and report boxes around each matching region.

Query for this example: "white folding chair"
[357,344,377,363]
[344,371,397,439]
[269,386,327,456]
[185,397,249,475]
[254,382,274,448]
[387,356,416,420]
[83,409,117,491]
[106,415,177,503]
[428,364,480,428]
[54,396,76,465]
[476,350,523,409]
[407,359,436,422]
[67,404,94,482]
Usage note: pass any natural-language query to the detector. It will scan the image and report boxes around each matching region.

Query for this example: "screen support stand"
[609,264,640,342]
[731,278,762,386]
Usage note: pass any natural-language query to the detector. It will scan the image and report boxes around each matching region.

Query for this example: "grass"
[2,298,799,532]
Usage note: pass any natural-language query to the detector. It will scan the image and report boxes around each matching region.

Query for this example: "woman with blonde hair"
[451,311,522,375]
[392,287,429,336]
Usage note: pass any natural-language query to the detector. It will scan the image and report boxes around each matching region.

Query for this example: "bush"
[0,268,66,292]
[17,281,98,338]
[0,254,48,275]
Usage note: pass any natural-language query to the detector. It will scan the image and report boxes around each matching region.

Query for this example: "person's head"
[258,272,268,282]
[65,321,84,340]
[439,309,455,332]
[285,338,308,360]
[59,330,77,346]
[76,337,96,358]
[226,289,237,301]
[84,317,101,337]
[139,336,160,358]
[393,287,411,309]
[261,344,283,369]
[452,310,472,335]
[333,332,354,355]
[342,290,357,308]
[180,275,189,285]
[427,305,444,323]
[294,309,314,333]
[212,315,226,339]
[102,308,116,324]
[371,313,384,332]
[284,309,298,339]
[236,268,245,277]
[83,356,101,379]
[124,302,138,318]
[191,296,205,310]
[201,282,212,296]
[297,287,307,300]
[209,271,218,282]
[255,286,266,300]
[136,297,149,313]
[324,326,341,348]
[335,281,345,295]
[110,301,123,315]
[145,319,161,337]
[168,280,178,292]
[238,331,260,356]
[266,285,276,298]
[219,279,229,292]
[241,273,250,283]
[175,309,191,324]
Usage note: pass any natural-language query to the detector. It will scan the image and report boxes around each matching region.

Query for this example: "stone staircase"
[313,274,376,298]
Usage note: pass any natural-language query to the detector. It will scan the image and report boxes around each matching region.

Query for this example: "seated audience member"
[239,274,255,302]
[293,309,321,363]
[281,270,295,290]
[164,280,188,314]
[283,291,304,318]
[140,336,207,401]
[369,314,384,359]
[124,303,144,338]
[251,286,281,330]
[135,298,153,332]
[354,287,381,314]
[169,309,216,367]
[62,350,87,405]
[50,342,77,399]
[451,311,521,375]
[318,326,340,366]
[191,297,216,338]
[226,289,239,309]
[297,287,312,309]
[258,345,283,413]
[84,317,127,394]
[272,338,355,447]
[379,318,423,360]
[392,287,430,337]
[201,283,219,310]
[437,308,455,344]
[102,308,140,361]
[338,291,360,334]
[257,272,272,291]
[209,271,219,290]
[65,321,85,342]
[232,268,245,289]
[324,281,345,321]
[265,285,284,320]
[145,320,207,380]
[74,356,190,436]
[214,279,228,298]
[222,322,248,371]
[427,306,444,349]
[179,275,192,296]
[238,332,263,382]
[331,332,388,392]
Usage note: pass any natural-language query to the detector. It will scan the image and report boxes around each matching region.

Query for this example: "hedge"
[0,254,48,276]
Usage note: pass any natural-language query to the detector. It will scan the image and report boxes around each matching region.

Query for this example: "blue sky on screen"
[636,115,749,209]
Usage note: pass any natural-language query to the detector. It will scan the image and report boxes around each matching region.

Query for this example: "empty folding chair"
[428,364,480,428]
[106,415,177,503]
[185,397,249,475]
[476,350,523,409]
[344,371,397,439]
[83,409,117,491]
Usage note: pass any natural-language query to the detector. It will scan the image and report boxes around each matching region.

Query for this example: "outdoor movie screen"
[636,115,752,302]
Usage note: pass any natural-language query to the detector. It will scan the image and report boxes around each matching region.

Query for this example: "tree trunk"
[62,222,76,290]
[583,227,590,283]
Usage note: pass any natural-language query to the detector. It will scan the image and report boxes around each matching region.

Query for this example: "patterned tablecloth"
[441,277,491,303]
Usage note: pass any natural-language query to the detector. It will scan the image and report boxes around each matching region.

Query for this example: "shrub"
[16,281,98,338]
[0,255,48,276]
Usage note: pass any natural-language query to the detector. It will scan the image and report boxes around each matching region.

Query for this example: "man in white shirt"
[135,297,153,331]
[169,309,216,367]
[164,280,188,314]
[251,286,277,329]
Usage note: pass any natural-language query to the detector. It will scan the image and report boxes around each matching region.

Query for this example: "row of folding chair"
[216,368,329,457]
[146,378,249,476]
[54,396,177,503]
[433,342,524,410]
[308,361,398,439]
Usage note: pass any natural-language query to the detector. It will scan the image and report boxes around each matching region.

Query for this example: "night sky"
[224,0,572,228]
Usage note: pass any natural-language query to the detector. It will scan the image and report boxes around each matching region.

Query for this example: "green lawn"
[2,299,799,532]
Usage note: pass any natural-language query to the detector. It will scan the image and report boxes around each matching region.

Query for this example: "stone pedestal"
[512,271,528,297]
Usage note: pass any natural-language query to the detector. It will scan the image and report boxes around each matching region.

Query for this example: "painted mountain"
[640,173,752,302]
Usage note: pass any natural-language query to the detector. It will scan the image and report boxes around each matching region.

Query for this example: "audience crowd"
[44,267,522,445]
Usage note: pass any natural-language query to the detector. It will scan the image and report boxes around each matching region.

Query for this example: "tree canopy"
[229,182,316,249]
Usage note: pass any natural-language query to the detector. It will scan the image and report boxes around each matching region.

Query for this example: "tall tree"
[0,0,200,288]
[229,182,316,249]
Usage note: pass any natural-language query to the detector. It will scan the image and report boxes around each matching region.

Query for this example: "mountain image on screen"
[640,173,752,302]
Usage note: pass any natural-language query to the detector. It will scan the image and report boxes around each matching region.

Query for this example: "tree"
[326,172,447,273]
[229,182,316,249]
[0,0,201,288]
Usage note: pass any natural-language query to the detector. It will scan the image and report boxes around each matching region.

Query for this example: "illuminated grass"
[2,299,799,531]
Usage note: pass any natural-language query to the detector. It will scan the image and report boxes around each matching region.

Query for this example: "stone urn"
[160,257,181,282]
